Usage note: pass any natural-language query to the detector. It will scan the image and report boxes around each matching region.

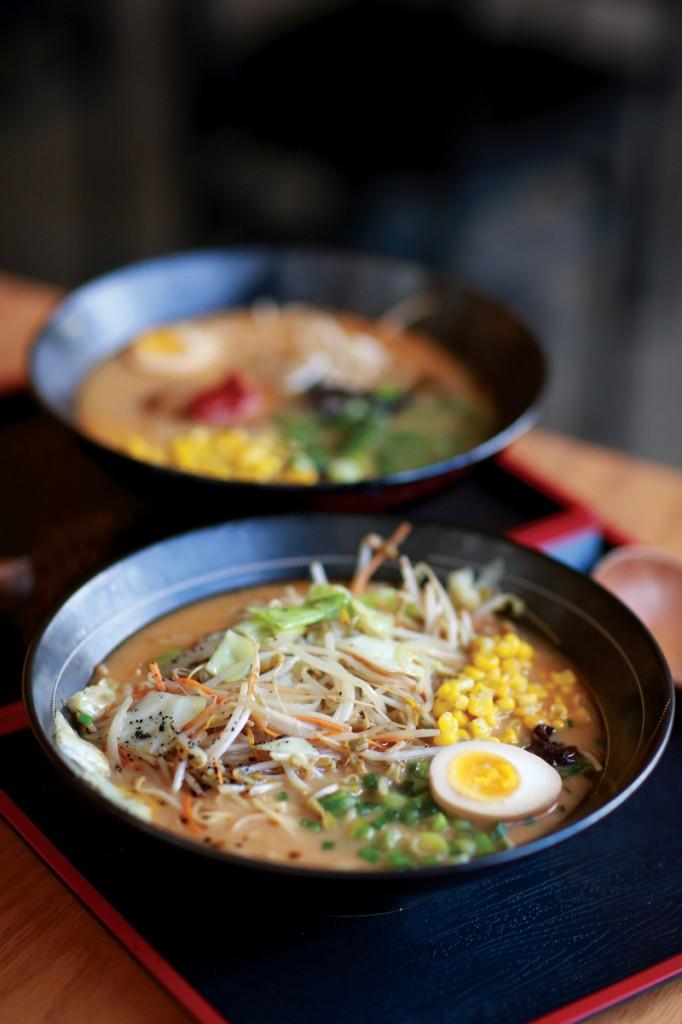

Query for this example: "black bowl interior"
[29,248,546,498]
[24,515,673,888]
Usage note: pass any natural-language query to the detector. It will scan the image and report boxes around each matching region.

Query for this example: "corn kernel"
[470,717,492,738]
[434,731,457,746]
[458,728,471,741]
[551,719,566,730]
[467,668,485,681]
[455,677,475,692]
[518,642,534,660]
[454,695,469,711]
[469,696,495,717]
[523,715,540,730]
[500,727,519,745]
[497,695,516,712]
[473,653,500,671]
[510,677,528,694]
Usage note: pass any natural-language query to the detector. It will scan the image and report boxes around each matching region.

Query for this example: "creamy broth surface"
[84,584,603,870]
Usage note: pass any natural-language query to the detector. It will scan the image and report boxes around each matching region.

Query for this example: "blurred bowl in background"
[29,247,546,511]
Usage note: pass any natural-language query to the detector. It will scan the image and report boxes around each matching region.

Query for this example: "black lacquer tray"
[1,398,680,1024]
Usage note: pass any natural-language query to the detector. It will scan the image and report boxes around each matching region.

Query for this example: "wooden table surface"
[1,275,681,1024]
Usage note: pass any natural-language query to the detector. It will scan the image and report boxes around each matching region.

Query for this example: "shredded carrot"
[181,793,201,836]
[368,738,400,750]
[295,714,347,734]
[132,686,150,701]
[350,522,412,594]
[180,677,227,702]
[260,724,281,738]
[182,707,210,735]
[149,661,166,691]
[215,761,224,786]
[117,746,147,771]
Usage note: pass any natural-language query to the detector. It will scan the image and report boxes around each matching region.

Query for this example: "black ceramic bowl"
[23,516,673,911]
[29,247,546,511]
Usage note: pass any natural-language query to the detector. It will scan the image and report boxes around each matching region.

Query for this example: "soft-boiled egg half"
[429,740,562,823]
[129,325,221,377]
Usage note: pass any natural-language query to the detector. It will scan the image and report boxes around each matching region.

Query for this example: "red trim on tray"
[500,451,637,551]
[0,700,29,736]
[0,790,228,1024]
[529,954,682,1024]
[507,508,597,549]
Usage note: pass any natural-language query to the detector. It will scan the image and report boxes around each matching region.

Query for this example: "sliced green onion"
[474,833,495,855]
[319,789,356,816]
[300,818,323,832]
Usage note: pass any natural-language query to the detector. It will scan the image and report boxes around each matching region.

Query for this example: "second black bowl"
[29,247,546,511]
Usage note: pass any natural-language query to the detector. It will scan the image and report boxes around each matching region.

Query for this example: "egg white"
[130,325,222,377]
[429,739,563,823]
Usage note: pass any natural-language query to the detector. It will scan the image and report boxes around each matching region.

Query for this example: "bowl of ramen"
[24,516,673,907]
[29,248,545,509]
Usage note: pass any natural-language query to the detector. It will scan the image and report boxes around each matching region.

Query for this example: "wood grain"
[1,277,680,1024]
[0,274,60,390]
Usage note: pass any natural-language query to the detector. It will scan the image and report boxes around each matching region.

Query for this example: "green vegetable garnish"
[300,818,323,832]
[247,592,348,635]
[474,833,496,855]
[490,822,508,842]
[358,847,381,864]
[362,771,379,791]
[349,820,375,841]
[400,807,420,826]
[322,840,336,851]
[357,801,382,816]
[77,712,93,726]
[318,789,356,816]
[387,850,413,870]
[566,718,574,728]
[429,812,449,833]
[408,760,429,779]
[276,791,288,801]
[382,792,409,811]
[558,761,592,778]
[377,826,403,851]
[413,832,449,858]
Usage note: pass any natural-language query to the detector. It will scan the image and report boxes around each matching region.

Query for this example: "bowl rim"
[27,244,547,492]
[23,513,675,883]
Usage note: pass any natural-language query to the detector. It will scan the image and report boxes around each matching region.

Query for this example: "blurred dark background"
[1,0,681,464]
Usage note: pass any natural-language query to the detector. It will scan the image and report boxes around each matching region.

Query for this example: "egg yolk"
[447,750,520,802]
[134,329,185,356]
